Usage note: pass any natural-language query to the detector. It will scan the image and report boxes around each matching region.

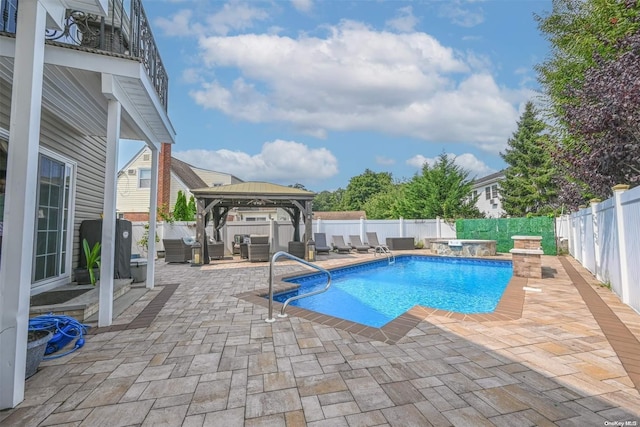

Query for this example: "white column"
[590,199,601,281]
[613,185,630,304]
[98,99,121,327]
[146,144,159,289]
[0,0,48,410]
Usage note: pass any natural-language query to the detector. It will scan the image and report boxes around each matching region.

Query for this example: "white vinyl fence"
[563,185,640,314]
[132,217,456,258]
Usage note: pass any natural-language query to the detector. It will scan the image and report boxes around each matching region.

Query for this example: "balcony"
[0,0,167,110]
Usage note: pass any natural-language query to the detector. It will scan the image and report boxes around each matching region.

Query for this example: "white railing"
[561,185,640,314]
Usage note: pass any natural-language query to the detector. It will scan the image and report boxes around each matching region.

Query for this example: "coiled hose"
[28,314,90,360]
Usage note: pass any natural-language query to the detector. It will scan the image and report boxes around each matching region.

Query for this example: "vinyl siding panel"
[170,175,189,208]
[116,150,153,213]
[1,79,107,269]
[193,168,237,186]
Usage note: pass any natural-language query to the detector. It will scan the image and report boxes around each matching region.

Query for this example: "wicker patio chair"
[163,238,192,263]
[248,235,270,262]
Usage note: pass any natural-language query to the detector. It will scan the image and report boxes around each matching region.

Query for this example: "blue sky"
[119,0,552,192]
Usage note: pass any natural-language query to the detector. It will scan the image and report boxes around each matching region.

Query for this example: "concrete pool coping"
[236,254,527,345]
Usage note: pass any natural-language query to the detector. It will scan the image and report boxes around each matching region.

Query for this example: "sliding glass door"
[32,150,75,287]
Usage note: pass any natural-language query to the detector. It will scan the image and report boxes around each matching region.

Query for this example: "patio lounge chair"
[366,232,389,251]
[331,235,352,253]
[313,233,332,254]
[248,235,270,262]
[163,238,192,263]
[208,240,225,260]
[349,235,370,253]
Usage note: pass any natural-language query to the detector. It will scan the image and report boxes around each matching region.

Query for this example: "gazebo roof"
[191,182,315,206]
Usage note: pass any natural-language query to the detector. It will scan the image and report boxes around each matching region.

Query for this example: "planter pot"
[74,268,100,285]
[287,241,305,259]
[156,250,165,259]
[26,330,52,379]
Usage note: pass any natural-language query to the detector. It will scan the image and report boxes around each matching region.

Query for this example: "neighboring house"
[116,146,242,220]
[0,0,175,408]
[471,171,505,218]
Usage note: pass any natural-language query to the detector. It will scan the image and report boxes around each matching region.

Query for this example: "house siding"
[0,79,106,270]
[116,149,154,214]
[192,168,239,187]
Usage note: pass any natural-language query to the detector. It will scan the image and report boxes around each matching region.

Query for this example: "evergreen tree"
[395,153,482,219]
[173,190,189,221]
[187,195,196,221]
[500,102,559,216]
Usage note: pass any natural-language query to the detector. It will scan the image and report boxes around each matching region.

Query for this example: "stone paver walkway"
[2,252,640,426]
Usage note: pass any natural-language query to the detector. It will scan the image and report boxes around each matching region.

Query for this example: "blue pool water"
[274,256,512,327]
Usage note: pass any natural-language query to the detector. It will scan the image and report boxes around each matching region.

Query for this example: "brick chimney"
[157,143,172,214]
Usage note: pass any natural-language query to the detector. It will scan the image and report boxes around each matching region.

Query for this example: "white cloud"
[205,1,269,36]
[183,16,530,154]
[376,156,396,166]
[291,0,313,13]
[174,140,338,185]
[439,2,484,28]
[385,6,418,33]
[155,2,268,37]
[406,152,495,178]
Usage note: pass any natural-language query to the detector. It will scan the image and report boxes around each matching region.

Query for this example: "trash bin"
[130,259,148,283]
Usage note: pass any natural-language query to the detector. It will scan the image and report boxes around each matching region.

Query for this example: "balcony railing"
[0,0,168,111]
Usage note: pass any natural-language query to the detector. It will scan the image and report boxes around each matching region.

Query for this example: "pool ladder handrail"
[374,245,395,264]
[265,251,332,323]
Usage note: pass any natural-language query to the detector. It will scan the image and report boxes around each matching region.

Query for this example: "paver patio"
[2,252,640,426]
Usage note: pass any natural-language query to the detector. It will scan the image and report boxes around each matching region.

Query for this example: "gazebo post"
[195,198,205,264]
[304,200,313,260]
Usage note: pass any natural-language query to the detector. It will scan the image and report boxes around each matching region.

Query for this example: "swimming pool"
[273,256,512,328]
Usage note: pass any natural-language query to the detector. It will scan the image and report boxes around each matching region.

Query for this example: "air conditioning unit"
[489,199,495,204]
[127,169,136,175]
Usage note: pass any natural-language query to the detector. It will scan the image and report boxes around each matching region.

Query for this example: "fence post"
[360,216,365,241]
[316,218,322,233]
[399,217,404,237]
[269,218,276,253]
[613,184,630,304]
[590,199,601,280]
[436,216,441,238]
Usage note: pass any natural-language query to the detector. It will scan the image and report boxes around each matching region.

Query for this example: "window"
[491,185,499,199]
[142,153,150,162]
[485,186,491,200]
[138,169,151,188]
[33,150,75,285]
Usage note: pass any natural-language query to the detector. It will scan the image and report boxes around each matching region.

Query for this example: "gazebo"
[190,182,316,262]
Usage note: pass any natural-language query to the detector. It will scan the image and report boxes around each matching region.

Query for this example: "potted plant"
[74,239,101,285]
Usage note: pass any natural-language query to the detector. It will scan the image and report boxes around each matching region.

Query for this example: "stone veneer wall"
[510,236,543,279]
[431,240,496,257]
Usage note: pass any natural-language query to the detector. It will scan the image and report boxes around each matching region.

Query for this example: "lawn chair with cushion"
[163,238,193,263]
[366,232,389,251]
[248,235,270,262]
[313,233,332,254]
[208,240,225,260]
[331,235,352,253]
[349,235,371,253]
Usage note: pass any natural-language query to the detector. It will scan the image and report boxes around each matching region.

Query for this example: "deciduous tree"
[341,169,394,211]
